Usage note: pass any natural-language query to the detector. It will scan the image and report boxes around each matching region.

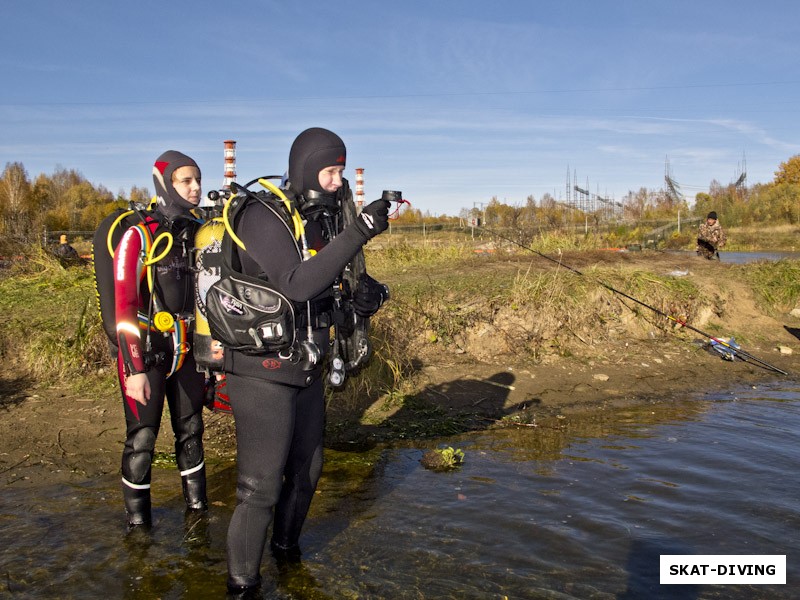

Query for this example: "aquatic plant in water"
[420,446,465,471]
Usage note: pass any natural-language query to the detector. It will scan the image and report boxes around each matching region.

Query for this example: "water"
[719,251,800,264]
[668,250,800,264]
[2,383,799,599]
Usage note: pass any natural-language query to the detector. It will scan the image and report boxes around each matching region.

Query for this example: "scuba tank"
[193,191,229,372]
[193,178,293,372]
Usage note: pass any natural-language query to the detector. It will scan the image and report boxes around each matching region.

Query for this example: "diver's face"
[172,166,202,205]
[318,166,344,193]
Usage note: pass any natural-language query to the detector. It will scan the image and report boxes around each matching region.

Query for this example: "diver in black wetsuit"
[224,127,390,594]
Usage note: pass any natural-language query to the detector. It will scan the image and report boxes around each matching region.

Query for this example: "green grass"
[735,258,800,312]
[2,237,796,415]
[0,251,112,387]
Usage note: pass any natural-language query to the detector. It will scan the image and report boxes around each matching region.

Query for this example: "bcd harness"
[199,177,368,387]
[93,203,197,378]
[203,179,327,371]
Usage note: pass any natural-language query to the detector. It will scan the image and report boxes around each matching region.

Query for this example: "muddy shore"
[2,251,800,488]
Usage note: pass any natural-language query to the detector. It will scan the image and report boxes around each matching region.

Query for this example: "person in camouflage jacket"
[696,211,726,259]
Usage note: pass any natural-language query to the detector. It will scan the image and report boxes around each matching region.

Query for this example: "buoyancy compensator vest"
[93,201,198,378]
[196,176,380,388]
[198,178,303,364]
[92,202,155,348]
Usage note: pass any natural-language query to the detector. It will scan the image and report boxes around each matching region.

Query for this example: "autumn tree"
[0,162,33,239]
[774,155,800,185]
[128,185,151,205]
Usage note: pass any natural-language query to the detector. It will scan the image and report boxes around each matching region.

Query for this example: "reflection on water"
[2,384,798,598]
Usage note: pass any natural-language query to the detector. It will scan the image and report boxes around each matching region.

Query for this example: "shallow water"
[720,250,800,264]
[2,382,798,599]
[668,249,800,264]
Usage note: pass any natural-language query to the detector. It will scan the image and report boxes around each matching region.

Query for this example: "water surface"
[1,383,797,599]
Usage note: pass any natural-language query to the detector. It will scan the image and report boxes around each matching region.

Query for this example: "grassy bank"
[0,231,800,446]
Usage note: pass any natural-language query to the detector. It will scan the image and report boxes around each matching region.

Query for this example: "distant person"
[696,211,726,260]
[54,234,80,262]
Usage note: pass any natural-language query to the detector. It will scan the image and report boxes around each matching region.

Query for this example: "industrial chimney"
[223,140,237,189]
[355,168,364,210]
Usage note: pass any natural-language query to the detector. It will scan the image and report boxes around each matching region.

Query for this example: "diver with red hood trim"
[114,150,208,529]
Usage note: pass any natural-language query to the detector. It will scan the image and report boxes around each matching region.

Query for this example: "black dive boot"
[123,486,152,530]
[270,539,302,564]
[226,574,262,598]
[181,464,208,511]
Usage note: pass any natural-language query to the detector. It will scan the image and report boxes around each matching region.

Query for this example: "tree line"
[2,156,800,244]
[391,155,800,231]
[0,163,150,244]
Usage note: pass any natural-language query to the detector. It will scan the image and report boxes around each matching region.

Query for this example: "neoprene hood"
[288,128,346,199]
[152,150,200,220]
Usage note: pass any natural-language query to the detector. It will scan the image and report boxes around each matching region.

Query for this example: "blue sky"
[2,1,799,216]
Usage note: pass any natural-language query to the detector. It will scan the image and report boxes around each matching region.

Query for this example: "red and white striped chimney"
[223,140,237,189]
[355,168,364,209]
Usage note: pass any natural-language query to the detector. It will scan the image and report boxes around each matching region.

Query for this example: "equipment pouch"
[205,273,296,355]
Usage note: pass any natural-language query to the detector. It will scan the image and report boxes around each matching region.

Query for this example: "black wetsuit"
[114,216,207,523]
[225,196,370,587]
[106,150,208,528]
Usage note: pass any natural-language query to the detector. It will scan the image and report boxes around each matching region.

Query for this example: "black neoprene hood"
[288,128,346,195]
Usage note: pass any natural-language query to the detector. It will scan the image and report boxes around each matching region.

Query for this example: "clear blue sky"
[2,1,799,216]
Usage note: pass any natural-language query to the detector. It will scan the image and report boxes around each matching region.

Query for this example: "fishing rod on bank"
[477,226,789,376]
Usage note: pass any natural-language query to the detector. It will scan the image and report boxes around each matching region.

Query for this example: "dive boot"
[270,539,302,564]
[181,463,208,511]
[226,574,262,597]
[123,485,152,530]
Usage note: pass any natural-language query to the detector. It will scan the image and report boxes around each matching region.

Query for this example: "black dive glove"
[353,199,390,241]
[353,274,390,317]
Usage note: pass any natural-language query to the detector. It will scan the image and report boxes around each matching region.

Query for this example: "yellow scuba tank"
[194,215,226,371]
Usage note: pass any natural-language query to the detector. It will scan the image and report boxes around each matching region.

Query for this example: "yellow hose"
[145,231,173,292]
[106,210,135,256]
[223,195,247,250]
[258,178,304,241]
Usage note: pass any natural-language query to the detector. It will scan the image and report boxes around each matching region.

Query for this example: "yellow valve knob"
[153,311,174,332]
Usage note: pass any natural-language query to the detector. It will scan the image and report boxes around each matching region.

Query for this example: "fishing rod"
[478,226,789,376]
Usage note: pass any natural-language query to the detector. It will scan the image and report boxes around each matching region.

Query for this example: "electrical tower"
[664,156,684,203]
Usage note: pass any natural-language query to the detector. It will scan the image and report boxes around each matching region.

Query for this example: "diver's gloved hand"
[353,274,390,317]
[353,199,390,241]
